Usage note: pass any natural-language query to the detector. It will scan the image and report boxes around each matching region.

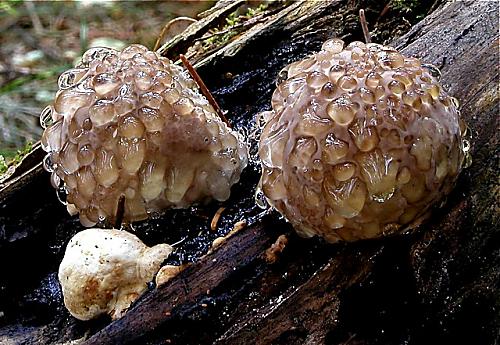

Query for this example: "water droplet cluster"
[259,39,467,243]
[41,45,248,227]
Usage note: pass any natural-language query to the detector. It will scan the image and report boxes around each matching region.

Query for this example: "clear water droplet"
[43,153,55,172]
[422,63,442,81]
[322,38,344,53]
[254,187,269,209]
[148,211,162,220]
[39,106,53,129]
[58,71,76,89]
[244,119,263,169]
[56,185,68,205]
[50,171,61,189]
[371,188,395,203]
[78,47,114,68]
[461,137,472,169]
[462,139,471,153]
[276,68,288,86]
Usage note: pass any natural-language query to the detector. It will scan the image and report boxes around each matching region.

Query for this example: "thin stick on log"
[180,54,231,127]
[210,207,226,231]
[114,195,125,229]
[154,17,197,51]
[359,9,371,43]
[154,24,174,52]
[24,1,43,35]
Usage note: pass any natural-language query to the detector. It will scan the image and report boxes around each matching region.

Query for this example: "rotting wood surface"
[0,1,498,344]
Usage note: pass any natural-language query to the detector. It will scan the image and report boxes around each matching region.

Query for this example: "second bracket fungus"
[40,44,248,226]
[258,39,468,243]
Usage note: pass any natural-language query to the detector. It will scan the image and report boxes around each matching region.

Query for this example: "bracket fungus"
[258,39,469,243]
[58,228,173,320]
[40,44,248,226]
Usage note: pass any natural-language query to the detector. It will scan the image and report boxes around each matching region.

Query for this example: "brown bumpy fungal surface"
[258,39,467,243]
[40,44,247,226]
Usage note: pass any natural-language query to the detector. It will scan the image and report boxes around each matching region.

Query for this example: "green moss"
[391,0,419,11]
[0,156,7,175]
[391,0,428,19]
[204,3,269,48]
[0,141,33,175]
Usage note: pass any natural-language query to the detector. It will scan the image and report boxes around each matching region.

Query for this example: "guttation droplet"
[276,68,288,86]
[326,96,356,125]
[43,153,55,172]
[422,63,442,81]
[58,69,87,89]
[40,106,53,129]
[255,187,269,210]
[56,185,68,205]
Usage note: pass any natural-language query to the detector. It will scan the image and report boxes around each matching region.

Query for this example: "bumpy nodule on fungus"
[258,39,468,243]
[40,44,248,226]
[58,228,173,320]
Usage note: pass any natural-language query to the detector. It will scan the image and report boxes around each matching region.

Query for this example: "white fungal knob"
[58,228,173,320]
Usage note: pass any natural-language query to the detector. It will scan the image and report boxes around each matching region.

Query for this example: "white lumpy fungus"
[58,228,173,320]
[258,39,468,243]
[40,44,248,226]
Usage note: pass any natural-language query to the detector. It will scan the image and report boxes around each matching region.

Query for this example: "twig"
[210,207,226,231]
[359,9,371,43]
[24,1,44,35]
[114,195,125,229]
[154,17,197,52]
[340,333,357,345]
[170,236,188,247]
[428,0,443,15]
[155,24,171,52]
[179,54,231,127]
[157,0,245,57]
[377,3,391,23]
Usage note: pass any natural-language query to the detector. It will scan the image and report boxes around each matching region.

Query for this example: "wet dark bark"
[0,1,498,344]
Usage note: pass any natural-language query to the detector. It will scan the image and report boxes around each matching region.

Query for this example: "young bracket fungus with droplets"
[258,38,468,243]
[58,228,173,320]
[40,44,247,226]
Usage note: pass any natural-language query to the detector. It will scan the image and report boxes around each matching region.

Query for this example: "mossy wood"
[0,1,498,344]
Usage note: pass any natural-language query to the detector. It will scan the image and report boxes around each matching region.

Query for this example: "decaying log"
[0,1,498,344]
[88,1,499,344]
[156,0,245,59]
